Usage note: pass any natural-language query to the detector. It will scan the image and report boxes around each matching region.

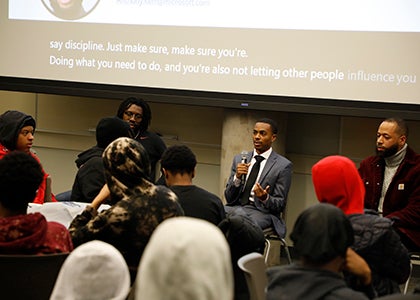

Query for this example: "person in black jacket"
[312,155,410,297]
[116,97,166,183]
[70,116,130,203]
[267,203,373,300]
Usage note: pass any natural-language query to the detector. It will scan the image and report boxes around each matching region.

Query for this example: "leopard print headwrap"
[103,137,152,203]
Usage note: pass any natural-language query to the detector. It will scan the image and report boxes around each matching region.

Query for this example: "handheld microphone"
[240,150,248,185]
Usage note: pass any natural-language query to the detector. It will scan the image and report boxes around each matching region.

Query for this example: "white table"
[28,202,110,228]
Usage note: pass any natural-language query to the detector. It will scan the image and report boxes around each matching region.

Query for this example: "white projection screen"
[1,0,420,118]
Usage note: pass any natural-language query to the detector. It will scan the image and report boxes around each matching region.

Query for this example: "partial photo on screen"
[41,0,100,21]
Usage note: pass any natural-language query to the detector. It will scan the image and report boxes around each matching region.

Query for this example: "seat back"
[403,252,420,294]
[0,253,69,300]
[237,252,267,300]
[44,175,52,202]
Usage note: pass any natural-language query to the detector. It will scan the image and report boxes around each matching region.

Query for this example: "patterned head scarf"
[290,203,354,264]
[102,137,151,204]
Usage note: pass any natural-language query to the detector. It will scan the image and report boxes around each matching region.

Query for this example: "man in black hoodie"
[70,116,131,203]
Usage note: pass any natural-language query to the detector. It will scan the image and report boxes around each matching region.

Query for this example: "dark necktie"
[240,155,265,205]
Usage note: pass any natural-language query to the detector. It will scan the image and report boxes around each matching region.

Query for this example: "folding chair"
[237,252,268,300]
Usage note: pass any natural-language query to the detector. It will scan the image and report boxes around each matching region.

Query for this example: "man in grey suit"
[224,118,292,238]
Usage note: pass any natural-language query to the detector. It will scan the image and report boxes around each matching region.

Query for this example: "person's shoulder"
[328,287,370,300]
[47,220,70,231]
[154,184,180,201]
[270,151,292,165]
[194,186,223,202]
[141,130,164,141]
[406,146,420,163]
[361,154,379,163]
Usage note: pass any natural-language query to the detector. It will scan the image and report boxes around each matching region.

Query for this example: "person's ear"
[162,168,169,179]
[399,134,407,145]
[192,168,196,179]
[271,134,277,143]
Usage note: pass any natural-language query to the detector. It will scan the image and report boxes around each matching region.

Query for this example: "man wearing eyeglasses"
[116,97,167,183]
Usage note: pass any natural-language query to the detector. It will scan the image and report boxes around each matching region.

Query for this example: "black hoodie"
[0,110,36,151]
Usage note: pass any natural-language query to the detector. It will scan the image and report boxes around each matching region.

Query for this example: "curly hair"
[160,145,197,175]
[0,151,43,211]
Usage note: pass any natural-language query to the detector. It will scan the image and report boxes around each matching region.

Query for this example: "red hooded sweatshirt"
[312,155,365,215]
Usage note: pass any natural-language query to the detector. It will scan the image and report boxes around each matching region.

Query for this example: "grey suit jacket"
[224,150,292,237]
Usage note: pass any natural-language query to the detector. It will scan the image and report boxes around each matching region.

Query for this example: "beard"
[376,143,399,158]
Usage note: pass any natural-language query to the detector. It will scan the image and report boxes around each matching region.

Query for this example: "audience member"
[50,240,130,300]
[160,144,226,226]
[218,214,265,300]
[224,118,292,237]
[0,109,56,203]
[69,137,183,282]
[312,155,410,297]
[70,116,131,203]
[117,96,166,182]
[358,117,420,252]
[267,203,372,300]
[135,217,234,300]
[0,151,73,254]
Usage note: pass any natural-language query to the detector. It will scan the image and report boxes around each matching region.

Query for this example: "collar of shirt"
[252,148,272,161]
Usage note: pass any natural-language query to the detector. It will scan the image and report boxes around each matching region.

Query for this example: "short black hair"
[256,118,278,134]
[160,145,197,175]
[383,117,409,138]
[0,151,43,212]
[116,97,152,132]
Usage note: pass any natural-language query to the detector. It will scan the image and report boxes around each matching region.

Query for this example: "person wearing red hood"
[312,155,410,297]
[0,110,56,204]
[0,151,73,254]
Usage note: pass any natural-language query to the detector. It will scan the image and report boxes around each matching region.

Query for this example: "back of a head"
[0,151,43,212]
[160,144,197,175]
[96,116,131,149]
[50,240,130,300]
[0,110,36,151]
[102,137,151,199]
[291,203,354,265]
[135,217,234,300]
[312,155,365,215]
[218,214,266,260]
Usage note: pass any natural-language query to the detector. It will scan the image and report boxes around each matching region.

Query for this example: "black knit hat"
[96,116,131,149]
[290,203,354,264]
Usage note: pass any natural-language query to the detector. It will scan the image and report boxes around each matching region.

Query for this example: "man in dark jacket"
[70,116,130,203]
[267,203,373,300]
[358,117,420,252]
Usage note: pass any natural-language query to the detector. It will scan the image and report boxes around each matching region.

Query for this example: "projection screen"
[1,0,420,118]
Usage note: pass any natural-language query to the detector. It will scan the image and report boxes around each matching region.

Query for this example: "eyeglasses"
[124,111,143,121]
